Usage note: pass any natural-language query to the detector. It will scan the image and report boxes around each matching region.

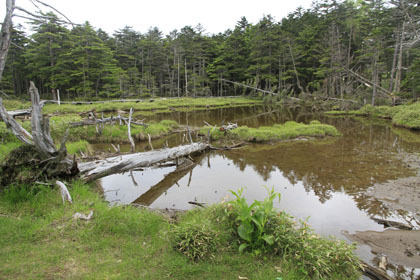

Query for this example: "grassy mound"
[49,116,179,143]
[325,102,420,130]
[392,103,420,129]
[201,120,340,143]
[172,187,362,279]
[0,182,362,279]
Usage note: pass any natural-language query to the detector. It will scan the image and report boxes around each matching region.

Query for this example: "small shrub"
[172,220,219,261]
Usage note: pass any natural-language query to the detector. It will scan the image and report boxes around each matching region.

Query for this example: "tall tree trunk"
[0,0,15,82]
[389,31,400,92]
[185,57,188,97]
[394,23,405,93]
[288,40,303,94]
[372,49,378,106]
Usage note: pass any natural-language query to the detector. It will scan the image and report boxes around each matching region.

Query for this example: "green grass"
[325,102,420,130]
[392,103,420,129]
[39,97,260,115]
[46,115,179,143]
[66,140,91,155]
[0,142,22,163]
[201,120,341,143]
[1,99,31,110]
[0,182,361,279]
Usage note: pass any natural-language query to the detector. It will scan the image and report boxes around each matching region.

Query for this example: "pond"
[95,105,420,279]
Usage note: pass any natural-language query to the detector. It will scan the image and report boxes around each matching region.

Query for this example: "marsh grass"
[172,187,362,279]
[66,140,91,155]
[0,181,360,279]
[325,102,420,130]
[47,116,179,143]
[41,97,260,115]
[201,120,340,143]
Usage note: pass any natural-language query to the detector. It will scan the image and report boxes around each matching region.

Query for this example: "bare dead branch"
[55,180,73,204]
[33,0,76,27]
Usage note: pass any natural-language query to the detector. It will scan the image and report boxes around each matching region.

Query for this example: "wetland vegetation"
[1,0,420,279]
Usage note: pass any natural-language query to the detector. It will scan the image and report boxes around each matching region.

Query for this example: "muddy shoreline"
[346,153,420,273]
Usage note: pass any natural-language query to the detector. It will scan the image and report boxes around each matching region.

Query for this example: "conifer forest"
[1,0,419,104]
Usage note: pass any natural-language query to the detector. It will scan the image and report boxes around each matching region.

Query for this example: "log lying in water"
[78,143,210,182]
[361,261,393,280]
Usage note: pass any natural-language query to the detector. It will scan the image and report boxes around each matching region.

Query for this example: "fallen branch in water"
[78,143,210,182]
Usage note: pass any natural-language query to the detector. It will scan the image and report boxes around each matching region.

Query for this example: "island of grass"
[200,120,341,143]
[325,102,420,130]
[0,181,362,279]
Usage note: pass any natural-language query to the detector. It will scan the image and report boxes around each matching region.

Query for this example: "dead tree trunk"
[0,0,15,82]
[0,82,78,178]
[1,82,210,184]
[78,143,209,182]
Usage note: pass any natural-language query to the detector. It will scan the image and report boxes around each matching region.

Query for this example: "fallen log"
[78,143,210,182]
[70,116,148,127]
[69,115,147,127]
[361,261,393,280]
[5,100,49,118]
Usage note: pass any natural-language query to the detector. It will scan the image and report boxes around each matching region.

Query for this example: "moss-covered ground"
[0,181,361,279]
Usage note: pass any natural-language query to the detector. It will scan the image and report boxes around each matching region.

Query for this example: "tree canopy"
[1,0,419,103]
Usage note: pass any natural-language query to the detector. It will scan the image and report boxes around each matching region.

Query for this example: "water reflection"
[99,105,420,274]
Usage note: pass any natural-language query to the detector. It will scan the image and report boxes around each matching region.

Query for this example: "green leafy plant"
[172,221,219,261]
[229,187,280,255]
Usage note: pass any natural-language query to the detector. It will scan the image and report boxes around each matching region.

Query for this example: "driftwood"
[78,143,209,182]
[56,180,73,204]
[220,122,238,131]
[73,210,93,221]
[372,217,413,230]
[361,261,393,280]
[70,115,147,127]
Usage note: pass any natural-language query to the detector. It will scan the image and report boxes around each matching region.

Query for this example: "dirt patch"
[343,229,420,268]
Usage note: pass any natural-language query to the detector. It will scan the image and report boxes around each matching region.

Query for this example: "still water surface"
[96,105,420,277]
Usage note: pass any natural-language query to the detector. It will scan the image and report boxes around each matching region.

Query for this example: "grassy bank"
[0,182,361,279]
[201,120,341,143]
[37,97,260,115]
[2,97,260,114]
[325,102,420,129]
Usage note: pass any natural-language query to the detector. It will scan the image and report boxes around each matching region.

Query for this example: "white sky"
[2,0,314,35]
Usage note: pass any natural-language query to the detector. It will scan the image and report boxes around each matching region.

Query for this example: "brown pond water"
[94,105,420,278]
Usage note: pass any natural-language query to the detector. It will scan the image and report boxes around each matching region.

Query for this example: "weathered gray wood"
[128,108,135,152]
[30,82,57,157]
[78,143,209,182]
[70,115,146,127]
[0,0,15,82]
[0,97,33,145]
[56,180,72,204]
[361,261,393,280]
